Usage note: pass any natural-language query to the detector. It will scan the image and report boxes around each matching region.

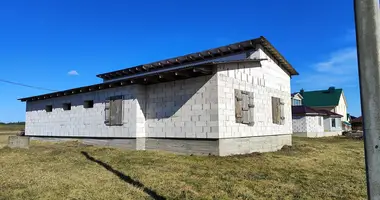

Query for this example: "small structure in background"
[351,116,363,131]
[292,105,343,137]
[8,136,30,149]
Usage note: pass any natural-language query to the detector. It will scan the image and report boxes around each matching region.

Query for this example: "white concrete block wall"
[25,45,294,143]
[324,117,342,132]
[336,93,348,122]
[216,45,292,138]
[292,116,306,133]
[25,85,146,138]
[145,75,219,139]
[305,116,324,133]
[292,116,324,135]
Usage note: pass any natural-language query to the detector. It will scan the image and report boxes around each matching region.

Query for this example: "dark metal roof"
[19,59,263,102]
[96,36,298,81]
[351,116,362,123]
[301,87,343,107]
[317,109,343,118]
[292,106,343,117]
[292,106,325,116]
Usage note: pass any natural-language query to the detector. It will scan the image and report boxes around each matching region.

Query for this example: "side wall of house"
[216,45,292,155]
[305,116,324,133]
[323,117,342,134]
[25,85,146,138]
[216,45,292,139]
[292,116,325,137]
[145,75,219,139]
[336,93,348,122]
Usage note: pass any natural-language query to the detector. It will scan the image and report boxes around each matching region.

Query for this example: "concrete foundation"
[218,134,291,156]
[30,134,291,156]
[293,131,342,138]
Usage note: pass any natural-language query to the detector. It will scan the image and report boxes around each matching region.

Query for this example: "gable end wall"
[216,45,292,138]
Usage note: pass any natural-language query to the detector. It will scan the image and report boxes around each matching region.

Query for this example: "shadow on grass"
[81,151,166,200]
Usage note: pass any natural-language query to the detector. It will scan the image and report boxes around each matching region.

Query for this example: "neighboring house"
[351,116,363,131]
[291,92,303,106]
[292,105,343,137]
[318,109,343,135]
[300,87,349,124]
[292,106,324,137]
[19,36,299,156]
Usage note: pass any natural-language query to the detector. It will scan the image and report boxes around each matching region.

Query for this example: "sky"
[0,0,360,122]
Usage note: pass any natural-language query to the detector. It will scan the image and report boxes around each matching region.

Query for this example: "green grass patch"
[0,136,366,200]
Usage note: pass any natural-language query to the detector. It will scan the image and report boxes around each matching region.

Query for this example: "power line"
[0,78,58,92]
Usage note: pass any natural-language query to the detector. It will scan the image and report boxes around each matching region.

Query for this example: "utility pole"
[354,0,380,199]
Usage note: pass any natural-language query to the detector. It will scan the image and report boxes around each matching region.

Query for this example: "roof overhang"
[96,36,298,81]
[293,113,325,116]
[19,59,263,102]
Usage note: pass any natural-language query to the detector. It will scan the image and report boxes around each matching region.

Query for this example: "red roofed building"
[351,116,363,131]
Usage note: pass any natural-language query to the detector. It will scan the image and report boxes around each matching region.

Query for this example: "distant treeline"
[0,122,25,125]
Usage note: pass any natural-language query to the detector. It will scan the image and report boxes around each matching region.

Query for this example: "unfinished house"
[19,36,299,156]
[292,105,343,137]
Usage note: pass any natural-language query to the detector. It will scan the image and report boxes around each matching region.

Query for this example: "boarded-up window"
[105,96,123,126]
[272,97,285,125]
[235,89,254,126]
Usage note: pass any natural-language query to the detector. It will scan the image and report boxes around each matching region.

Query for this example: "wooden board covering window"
[104,99,110,125]
[105,95,123,126]
[272,97,284,125]
[235,89,254,126]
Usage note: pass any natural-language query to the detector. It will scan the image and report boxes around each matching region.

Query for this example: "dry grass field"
[0,124,24,134]
[0,132,366,200]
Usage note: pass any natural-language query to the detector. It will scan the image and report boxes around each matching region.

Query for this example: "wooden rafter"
[198,53,205,59]
[217,48,224,55]
[193,67,212,74]
[175,71,191,77]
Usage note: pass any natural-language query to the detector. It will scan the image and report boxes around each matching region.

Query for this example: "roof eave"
[258,36,299,76]
[19,64,217,102]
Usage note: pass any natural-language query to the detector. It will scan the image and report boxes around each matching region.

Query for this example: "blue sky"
[0,0,359,122]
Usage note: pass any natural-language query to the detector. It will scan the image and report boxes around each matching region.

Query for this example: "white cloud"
[314,47,357,74]
[68,70,79,76]
[293,46,358,91]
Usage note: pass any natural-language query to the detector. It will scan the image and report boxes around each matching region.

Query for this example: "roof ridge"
[303,88,343,93]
